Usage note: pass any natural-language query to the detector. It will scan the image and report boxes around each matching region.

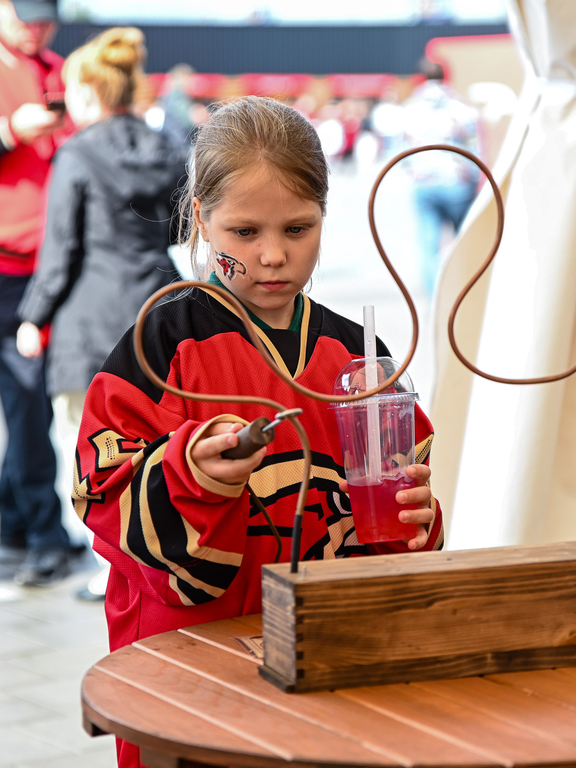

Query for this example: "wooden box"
[259,542,576,692]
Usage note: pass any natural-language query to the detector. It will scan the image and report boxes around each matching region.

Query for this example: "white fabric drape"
[430,0,576,548]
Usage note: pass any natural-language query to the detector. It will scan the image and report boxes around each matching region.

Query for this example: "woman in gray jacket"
[17,26,187,593]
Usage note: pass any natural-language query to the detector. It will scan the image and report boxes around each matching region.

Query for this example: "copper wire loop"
[395,144,576,385]
[132,144,567,571]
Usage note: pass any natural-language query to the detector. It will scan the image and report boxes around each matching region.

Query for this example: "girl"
[72,96,443,768]
[16,27,187,595]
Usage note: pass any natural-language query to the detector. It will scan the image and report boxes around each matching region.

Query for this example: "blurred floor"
[0,156,435,768]
[0,567,116,768]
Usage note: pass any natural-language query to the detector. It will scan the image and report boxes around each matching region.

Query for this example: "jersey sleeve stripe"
[119,437,240,604]
[415,434,434,464]
[167,573,222,606]
[251,460,344,499]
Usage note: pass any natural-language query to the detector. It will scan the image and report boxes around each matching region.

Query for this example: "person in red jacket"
[0,0,72,585]
[73,95,444,768]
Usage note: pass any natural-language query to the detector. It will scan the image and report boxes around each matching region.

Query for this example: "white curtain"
[431,0,576,548]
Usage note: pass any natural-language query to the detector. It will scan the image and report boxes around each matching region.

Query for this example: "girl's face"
[193,164,322,330]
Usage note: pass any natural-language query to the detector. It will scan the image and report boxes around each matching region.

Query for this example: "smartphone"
[44,93,66,113]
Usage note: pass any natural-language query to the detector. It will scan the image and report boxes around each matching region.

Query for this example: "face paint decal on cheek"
[216,252,248,281]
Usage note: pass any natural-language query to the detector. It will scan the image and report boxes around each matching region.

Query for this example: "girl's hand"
[191,421,266,486]
[339,464,434,551]
[395,464,434,550]
[17,322,43,358]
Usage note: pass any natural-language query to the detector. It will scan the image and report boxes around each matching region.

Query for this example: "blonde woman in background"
[16,27,187,596]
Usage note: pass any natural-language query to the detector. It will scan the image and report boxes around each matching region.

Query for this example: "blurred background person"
[403,57,480,295]
[0,0,76,586]
[159,62,197,144]
[16,25,188,599]
[371,84,405,161]
[315,100,345,165]
[291,92,317,121]
[143,64,209,152]
[339,97,363,163]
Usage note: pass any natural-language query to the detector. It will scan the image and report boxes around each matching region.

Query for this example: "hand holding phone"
[10,102,65,144]
[44,93,66,114]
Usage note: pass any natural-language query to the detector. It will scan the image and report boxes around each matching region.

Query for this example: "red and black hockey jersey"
[73,286,443,653]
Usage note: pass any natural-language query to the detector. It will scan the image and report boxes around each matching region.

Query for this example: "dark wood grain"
[260,646,576,692]
[260,573,297,682]
[265,542,576,582]
[262,543,576,691]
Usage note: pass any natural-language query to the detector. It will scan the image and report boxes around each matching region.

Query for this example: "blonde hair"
[64,27,146,110]
[180,96,329,276]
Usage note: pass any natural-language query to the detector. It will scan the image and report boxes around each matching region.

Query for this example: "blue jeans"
[0,275,69,551]
[414,181,478,295]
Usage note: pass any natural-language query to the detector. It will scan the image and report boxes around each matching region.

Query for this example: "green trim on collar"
[206,272,303,332]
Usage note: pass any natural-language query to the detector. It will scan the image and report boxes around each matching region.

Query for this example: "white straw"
[363,306,382,483]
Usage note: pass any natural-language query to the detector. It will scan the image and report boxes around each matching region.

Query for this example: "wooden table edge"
[81,616,576,768]
[81,684,302,768]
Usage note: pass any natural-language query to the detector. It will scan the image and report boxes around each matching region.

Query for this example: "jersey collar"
[202,273,311,379]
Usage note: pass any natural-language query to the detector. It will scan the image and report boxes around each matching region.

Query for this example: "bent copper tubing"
[133,278,414,573]
[133,145,568,575]
[391,144,576,385]
[133,282,315,573]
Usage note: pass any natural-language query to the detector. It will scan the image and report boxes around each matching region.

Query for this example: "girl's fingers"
[406,525,431,550]
[399,506,434,526]
[205,447,267,484]
[337,468,434,551]
[192,422,267,484]
[396,485,431,506]
[192,423,244,460]
[406,463,431,485]
[193,433,234,460]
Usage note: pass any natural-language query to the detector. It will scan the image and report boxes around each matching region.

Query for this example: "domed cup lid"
[331,356,418,403]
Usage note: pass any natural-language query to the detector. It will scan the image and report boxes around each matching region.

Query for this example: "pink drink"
[348,476,418,543]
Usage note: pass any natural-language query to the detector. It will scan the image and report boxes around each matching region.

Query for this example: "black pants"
[0,275,69,550]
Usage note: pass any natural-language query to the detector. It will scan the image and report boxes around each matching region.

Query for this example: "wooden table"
[82,614,576,768]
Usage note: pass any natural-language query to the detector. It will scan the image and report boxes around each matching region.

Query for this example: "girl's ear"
[192,197,209,242]
[83,83,97,107]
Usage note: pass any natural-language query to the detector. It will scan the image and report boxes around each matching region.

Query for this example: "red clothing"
[75,289,443,648]
[0,39,66,275]
[74,288,443,768]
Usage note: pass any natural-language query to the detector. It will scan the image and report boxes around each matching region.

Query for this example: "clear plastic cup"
[331,357,419,543]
